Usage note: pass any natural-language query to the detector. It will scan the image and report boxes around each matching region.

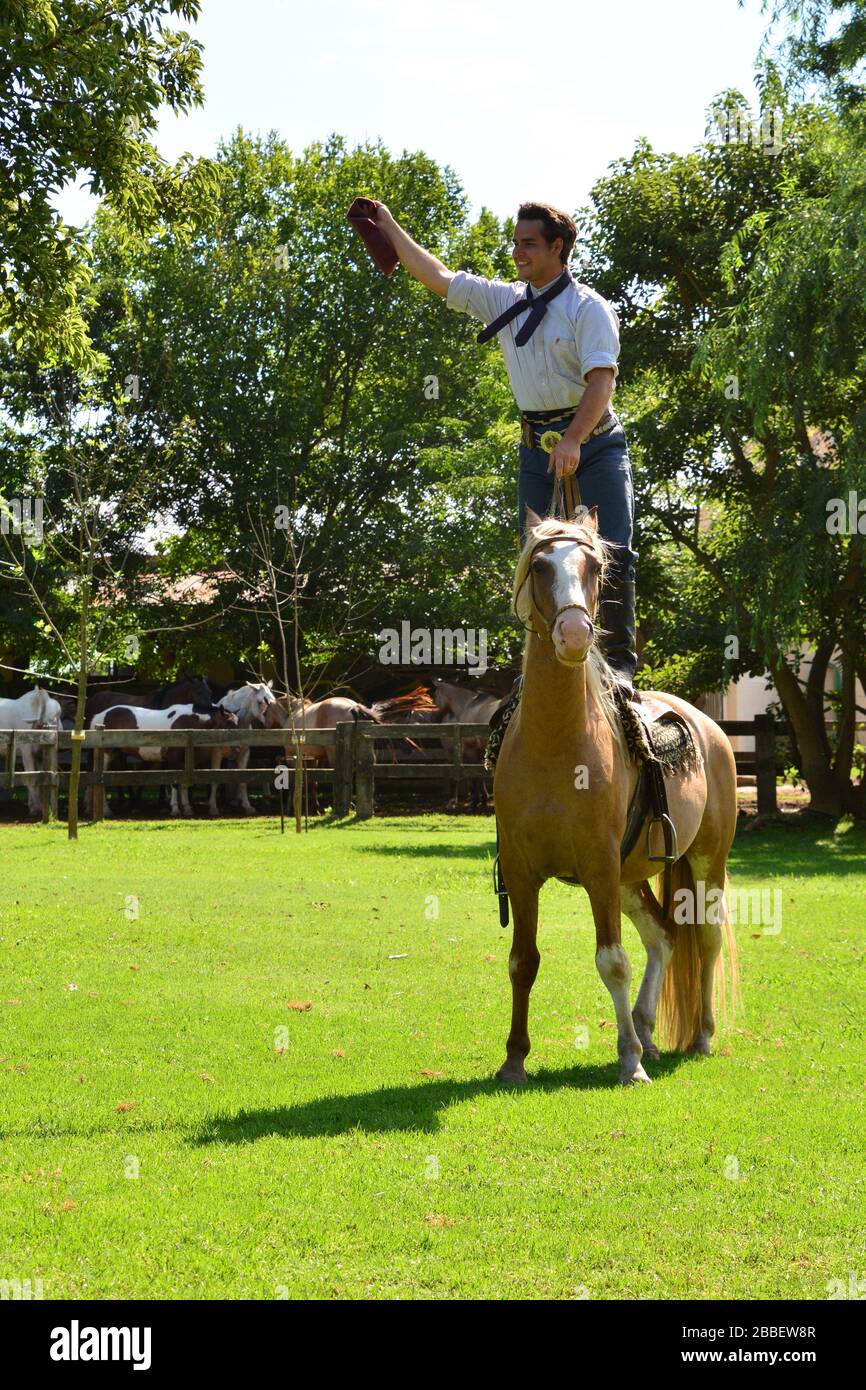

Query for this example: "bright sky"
[54,0,778,227]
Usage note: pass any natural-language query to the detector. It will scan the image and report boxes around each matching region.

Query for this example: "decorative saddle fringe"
[484,679,698,776]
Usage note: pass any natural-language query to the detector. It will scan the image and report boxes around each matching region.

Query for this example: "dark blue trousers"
[517,415,637,582]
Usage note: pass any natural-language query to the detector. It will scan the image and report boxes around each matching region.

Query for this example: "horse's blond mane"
[512,516,624,748]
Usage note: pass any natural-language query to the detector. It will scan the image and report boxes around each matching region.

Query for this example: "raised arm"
[368,201,454,298]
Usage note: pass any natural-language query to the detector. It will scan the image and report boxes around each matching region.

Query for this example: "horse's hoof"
[642,1043,660,1062]
[495,1064,528,1085]
[620,1062,652,1085]
[687,1036,712,1056]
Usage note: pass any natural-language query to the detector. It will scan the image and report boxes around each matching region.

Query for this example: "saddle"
[491,687,698,926]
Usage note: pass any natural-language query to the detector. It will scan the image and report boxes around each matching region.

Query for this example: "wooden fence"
[0,713,801,822]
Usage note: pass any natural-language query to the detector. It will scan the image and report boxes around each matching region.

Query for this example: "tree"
[0,0,220,366]
[582,76,865,816]
[79,131,521,686]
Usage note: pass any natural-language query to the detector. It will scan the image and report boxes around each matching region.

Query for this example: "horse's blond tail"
[656,862,740,1052]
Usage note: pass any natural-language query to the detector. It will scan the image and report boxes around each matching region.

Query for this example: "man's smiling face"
[512,218,564,287]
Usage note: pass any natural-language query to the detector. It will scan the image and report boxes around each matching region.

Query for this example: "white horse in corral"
[0,687,62,816]
[207,682,277,816]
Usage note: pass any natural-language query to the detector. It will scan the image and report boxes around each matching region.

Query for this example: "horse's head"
[431,678,471,719]
[208,706,239,730]
[246,682,275,720]
[222,682,275,723]
[262,701,289,729]
[514,508,609,667]
[172,674,213,706]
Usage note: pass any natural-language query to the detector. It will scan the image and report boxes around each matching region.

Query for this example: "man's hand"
[354,198,453,297]
[370,200,395,229]
[547,432,582,479]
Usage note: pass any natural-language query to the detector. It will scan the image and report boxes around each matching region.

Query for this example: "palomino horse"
[493,510,739,1086]
[0,687,62,816]
[90,704,238,817]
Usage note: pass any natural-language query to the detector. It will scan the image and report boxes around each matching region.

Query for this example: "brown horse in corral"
[372,684,438,722]
[275,695,380,768]
[432,678,507,808]
[269,694,381,812]
[493,510,739,1086]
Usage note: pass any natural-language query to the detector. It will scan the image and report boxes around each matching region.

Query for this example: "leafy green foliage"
[0,0,221,366]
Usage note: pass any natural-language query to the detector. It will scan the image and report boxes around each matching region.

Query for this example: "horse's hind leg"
[686,854,728,1056]
[495,870,540,1085]
[620,883,672,1062]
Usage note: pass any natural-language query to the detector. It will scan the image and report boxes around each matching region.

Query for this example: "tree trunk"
[771,656,847,816]
[66,587,90,840]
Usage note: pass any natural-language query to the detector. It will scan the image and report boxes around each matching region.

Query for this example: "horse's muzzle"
[552,607,594,665]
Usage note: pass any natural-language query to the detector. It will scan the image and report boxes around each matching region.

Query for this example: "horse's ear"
[524,505,543,532]
[267,678,273,688]
[582,505,599,532]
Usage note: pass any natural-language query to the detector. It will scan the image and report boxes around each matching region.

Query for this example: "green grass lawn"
[1,813,864,1300]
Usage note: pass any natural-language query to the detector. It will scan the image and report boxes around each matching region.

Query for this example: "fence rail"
[0,713,830,822]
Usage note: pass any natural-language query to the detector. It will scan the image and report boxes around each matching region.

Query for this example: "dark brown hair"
[516,202,577,265]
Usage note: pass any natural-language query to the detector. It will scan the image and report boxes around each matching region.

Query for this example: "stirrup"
[647,812,678,864]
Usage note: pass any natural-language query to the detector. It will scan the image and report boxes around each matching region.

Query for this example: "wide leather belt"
[520,407,617,448]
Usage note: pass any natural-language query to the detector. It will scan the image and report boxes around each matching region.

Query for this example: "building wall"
[716,658,866,755]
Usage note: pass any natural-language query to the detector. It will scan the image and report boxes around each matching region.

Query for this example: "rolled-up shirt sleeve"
[446,270,516,327]
[576,297,620,383]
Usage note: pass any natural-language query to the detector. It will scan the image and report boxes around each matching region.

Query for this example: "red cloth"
[347,197,398,276]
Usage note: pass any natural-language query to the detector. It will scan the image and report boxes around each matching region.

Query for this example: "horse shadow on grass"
[191,1054,693,1145]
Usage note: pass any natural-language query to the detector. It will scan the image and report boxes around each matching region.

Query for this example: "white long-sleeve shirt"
[445,269,620,412]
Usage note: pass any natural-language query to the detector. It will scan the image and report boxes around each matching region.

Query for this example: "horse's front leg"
[236,745,254,815]
[208,749,221,817]
[495,870,541,1085]
[588,873,650,1085]
[21,740,40,816]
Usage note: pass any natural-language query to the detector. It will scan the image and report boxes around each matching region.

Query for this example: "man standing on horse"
[362,199,638,694]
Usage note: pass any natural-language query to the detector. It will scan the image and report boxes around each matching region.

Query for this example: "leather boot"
[598,575,638,697]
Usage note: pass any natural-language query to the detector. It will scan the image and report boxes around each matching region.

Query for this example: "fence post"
[754,714,777,816]
[5,731,16,791]
[42,732,59,821]
[184,730,195,813]
[92,734,105,822]
[451,723,462,806]
[334,721,354,817]
[355,729,375,821]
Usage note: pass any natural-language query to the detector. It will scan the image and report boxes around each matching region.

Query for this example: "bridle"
[513,532,601,659]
